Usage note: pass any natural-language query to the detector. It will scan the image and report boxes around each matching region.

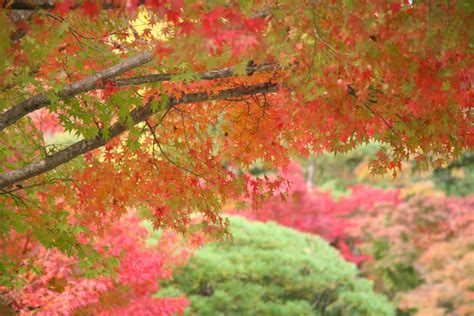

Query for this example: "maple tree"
[0,0,472,286]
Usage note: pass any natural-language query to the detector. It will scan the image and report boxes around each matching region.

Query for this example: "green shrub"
[160,216,395,316]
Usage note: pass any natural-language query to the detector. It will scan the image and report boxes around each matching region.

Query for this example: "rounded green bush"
[160,216,395,316]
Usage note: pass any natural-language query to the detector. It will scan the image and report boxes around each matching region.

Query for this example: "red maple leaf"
[81,1,99,17]
[178,21,194,35]
[155,43,173,60]
[55,0,74,15]
[103,81,117,102]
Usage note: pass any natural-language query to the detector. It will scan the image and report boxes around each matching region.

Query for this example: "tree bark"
[3,0,145,10]
[0,51,153,131]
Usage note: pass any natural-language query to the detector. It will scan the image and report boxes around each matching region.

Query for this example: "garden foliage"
[0,216,190,315]
[162,216,395,316]
[239,161,474,315]
[237,162,400,264]
[302,143,474,198]
[352,194,474,315]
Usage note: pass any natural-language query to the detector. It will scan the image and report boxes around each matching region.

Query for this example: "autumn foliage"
[0,0,473,313]
[0,216,190,315]
[237,162,474,315]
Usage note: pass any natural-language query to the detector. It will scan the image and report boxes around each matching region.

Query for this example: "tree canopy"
[0,0,472,282]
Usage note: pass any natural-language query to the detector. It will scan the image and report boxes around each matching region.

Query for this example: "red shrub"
[1,216,190,315]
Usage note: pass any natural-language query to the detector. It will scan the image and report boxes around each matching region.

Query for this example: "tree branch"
[9,9,34,41]
[112,63,277,87]
[3,0,145,10]
[0,55,277,132]
[0,82,278,189]
[0,51,153,132]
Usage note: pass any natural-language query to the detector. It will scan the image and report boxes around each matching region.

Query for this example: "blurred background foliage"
[300,143,473,198]
[240,144,474,316]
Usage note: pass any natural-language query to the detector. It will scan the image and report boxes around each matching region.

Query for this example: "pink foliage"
[338,184,401,215]
[2,216,190,315]
[350,195,474,257]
